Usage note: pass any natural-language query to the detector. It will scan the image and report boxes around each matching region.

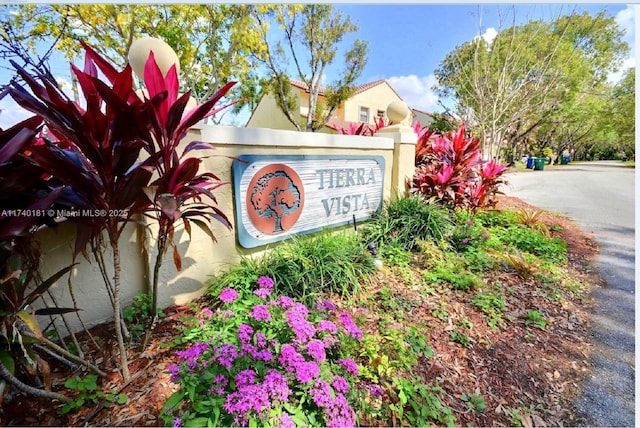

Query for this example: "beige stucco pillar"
[375,100,417,200]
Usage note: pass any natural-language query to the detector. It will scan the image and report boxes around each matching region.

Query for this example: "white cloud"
[387,74,440,112]
[474,27,499,45]
[608,5,636,84]
[615,5,635,45]
[0,98,33,129]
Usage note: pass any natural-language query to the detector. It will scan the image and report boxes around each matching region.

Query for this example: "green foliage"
[122,292,165,341]
[361,196,453,252]
[473,209,520,228]
[387,377,455,427]
[461,392,487,413]
[515,209,551,237]
[496,226,568,264]
[209,231,375,305]
[450,212,493,251]
[62,375,128,414]
[501,250,541,279]
[380,244,412,267]
[521,309,548,330]
[471,289,506,329]
[422,259,483,291]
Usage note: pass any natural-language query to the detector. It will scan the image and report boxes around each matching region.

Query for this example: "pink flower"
[250,304,271,322]
[306,339,326,362]
[257,276,274,289]
[219,287,239,303]
[339,312,363,340]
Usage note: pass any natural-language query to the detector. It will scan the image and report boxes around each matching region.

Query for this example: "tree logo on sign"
[247,164,304,234]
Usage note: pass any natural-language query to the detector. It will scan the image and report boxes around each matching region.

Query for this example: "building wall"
[247,82,404,132]
[245,94,299,131]
[36,124,415,334]
[344,83,403,124]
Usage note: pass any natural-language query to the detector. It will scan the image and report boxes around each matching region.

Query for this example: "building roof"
[289,79,396,97]
[411,108,436,118]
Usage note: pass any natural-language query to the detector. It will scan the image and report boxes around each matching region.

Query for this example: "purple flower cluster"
[167,278,375,428]
[306,339,326,362]
[175,342,209,369]
[285,303,316,343]
[316,300,337,311]
[222,368,291,426]
[209,374,228,396]
[220,287,239,303]
[250,304,271,322]
[309,380,355,427]
[337,358,359,377]
[339,312,363,340]
[257,276,274,289]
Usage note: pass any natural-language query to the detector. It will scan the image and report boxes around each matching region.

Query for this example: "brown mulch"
[1,196,602,427]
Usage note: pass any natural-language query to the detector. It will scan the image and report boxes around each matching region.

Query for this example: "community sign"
[232,155,385,248]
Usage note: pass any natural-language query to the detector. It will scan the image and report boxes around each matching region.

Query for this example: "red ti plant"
[409,123,507,211]
[8,42,238,376]
[338,116,388,136]
[464,160,508,211]
[133,51,235,334]
[8,47,154,382]
[0,118,78,403]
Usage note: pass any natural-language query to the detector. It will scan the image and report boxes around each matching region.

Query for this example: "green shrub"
[208,232,375,304]
[473,209,520,228]
[362,196,452,252]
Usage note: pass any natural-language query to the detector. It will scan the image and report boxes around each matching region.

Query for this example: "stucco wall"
[344,83,403,124]
[245,94,299,130]
[35,124,415,335]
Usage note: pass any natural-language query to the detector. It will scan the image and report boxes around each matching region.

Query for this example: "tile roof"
[289,79,388,96]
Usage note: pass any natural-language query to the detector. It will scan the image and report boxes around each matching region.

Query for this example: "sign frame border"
[232,154,386,248]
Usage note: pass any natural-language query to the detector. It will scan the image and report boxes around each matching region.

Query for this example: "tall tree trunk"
[140,227,167,351]
[110,230,130,382]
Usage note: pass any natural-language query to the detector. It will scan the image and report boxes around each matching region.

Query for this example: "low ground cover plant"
[158,193,586,427]
[162,276,380,427]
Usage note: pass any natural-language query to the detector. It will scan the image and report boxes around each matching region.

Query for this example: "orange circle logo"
[247,164,304,235]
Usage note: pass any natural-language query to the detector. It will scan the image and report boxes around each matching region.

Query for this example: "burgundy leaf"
[0,128,35,165]
[181,141,217,157]
[0,186,64,240]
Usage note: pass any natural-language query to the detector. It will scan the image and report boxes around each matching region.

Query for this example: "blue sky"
[336,3,635,113]
[0,3,635,128]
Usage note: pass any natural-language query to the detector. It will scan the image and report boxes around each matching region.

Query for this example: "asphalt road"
[501,161,635,427]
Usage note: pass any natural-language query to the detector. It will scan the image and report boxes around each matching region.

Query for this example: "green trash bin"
[533,157,545,171]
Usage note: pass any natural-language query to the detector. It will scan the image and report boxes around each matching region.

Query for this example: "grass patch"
[361,196,453,252]
[208,231,376,304]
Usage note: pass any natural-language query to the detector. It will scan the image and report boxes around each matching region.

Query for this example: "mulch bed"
[1,196,602,427]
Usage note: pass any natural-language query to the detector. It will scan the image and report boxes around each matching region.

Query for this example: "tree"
[434,8,629,160]
[250,172,301,233]
[610,67,635,158]
[0,5,64,85]
[253,5,368,132]
[1,4,271,116]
